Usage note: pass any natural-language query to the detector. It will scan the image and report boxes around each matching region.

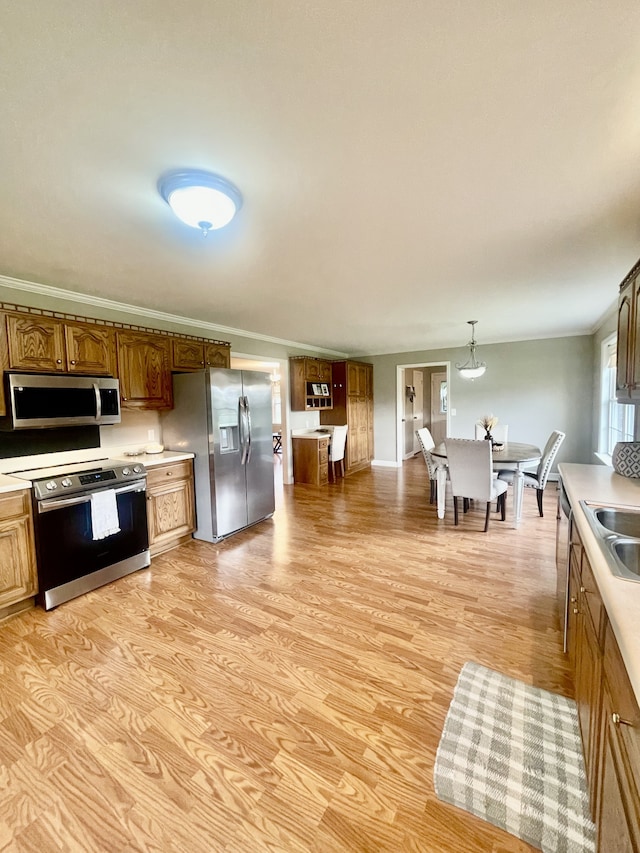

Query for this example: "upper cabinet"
[0,305,232,414]
[289,357,334,410]
[117,331,173,410]
[172,339,230,371]
[616,261,640,403]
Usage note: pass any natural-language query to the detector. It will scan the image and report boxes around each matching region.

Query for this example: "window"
[599,335,634,457]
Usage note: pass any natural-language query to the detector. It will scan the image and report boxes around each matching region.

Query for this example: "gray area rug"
[434,662,595,853]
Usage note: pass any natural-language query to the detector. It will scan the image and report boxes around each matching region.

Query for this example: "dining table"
[430,440,542,527]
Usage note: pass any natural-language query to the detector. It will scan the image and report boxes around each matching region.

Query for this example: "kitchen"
[2,2,640,850]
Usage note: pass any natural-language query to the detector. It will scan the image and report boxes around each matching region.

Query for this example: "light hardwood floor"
[0,457,571,852]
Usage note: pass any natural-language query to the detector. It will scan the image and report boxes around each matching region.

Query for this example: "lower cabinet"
[146,460,196,556]
[0,490,37,618]
[569,524,640,850]
[292,438,329,486]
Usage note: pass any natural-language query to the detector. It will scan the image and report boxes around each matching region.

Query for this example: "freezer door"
[209,368,249,537]
[242,370,276,524]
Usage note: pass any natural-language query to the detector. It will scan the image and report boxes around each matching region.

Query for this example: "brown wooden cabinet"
[0,490,37,620]
[289,358,334,411]
[171,340,231,371]
[292,437,329,485]
[146,459,196,556]
[117,331,173,410]
[616,259,640,402]
[568,522,640,849]
[64,321,117,375]
[321,360,373,475]
[6,314,66,372]
[596,622,640,852]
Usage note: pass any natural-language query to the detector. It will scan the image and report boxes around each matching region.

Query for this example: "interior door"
[412,371,424,454]
[403,369,415,459]
[430,371,447,445]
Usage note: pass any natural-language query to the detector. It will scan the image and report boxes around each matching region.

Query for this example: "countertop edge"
[0,475,33,494]
[559,462,640,705]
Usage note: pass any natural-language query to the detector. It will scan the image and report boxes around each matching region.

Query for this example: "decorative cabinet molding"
[146,460,196,556]
[171,339,231,371]
[0,490,37,619]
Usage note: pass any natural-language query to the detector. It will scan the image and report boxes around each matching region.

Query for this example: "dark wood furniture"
[292,437,329,486]
[321,360,373,476]
[289,358,334,411]
[616,257,640,402]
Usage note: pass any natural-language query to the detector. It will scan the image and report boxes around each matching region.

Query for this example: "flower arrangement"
[477,414,498,436]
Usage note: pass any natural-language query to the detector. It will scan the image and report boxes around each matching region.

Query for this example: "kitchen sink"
[580,501,640,582]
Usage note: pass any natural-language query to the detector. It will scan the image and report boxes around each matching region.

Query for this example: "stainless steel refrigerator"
[161,368,275,542]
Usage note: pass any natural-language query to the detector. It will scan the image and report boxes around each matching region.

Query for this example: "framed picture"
[311,383,322,395]
[320,383,329,396]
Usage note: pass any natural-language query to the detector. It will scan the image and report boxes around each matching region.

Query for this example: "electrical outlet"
[451,408,456,416]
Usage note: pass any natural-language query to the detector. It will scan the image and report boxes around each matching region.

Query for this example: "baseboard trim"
[371,459,402,468]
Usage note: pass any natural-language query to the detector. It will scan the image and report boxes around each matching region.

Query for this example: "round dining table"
[430,441,542,526]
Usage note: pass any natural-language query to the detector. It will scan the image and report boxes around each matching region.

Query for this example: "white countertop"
[0,473,32,494]
[291,429,333,440]
[559,462,640,704]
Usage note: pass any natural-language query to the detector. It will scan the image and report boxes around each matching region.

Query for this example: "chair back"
[329,425,348,462]
[445,438,494,501]
[474,423,509,443]
[416,427,437,478]
[535,430,566,488]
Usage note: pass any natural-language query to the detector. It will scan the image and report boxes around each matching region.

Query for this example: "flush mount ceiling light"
[158,169,243,236]
[456,320,486,380]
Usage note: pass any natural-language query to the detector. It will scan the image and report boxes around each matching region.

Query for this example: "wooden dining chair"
[444,438,508,531]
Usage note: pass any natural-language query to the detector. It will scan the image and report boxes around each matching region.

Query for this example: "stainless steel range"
[12,459,150,610]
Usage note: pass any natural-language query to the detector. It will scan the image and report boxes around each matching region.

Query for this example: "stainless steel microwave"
[2,373,121,429]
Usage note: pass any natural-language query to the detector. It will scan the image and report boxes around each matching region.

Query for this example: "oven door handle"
[37,481,146,514]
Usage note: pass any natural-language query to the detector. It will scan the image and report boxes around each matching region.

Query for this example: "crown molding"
[0,274,348,358]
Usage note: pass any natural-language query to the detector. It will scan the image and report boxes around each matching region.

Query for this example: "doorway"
[396,361,450,465]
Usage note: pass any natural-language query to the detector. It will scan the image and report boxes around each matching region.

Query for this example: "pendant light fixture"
[158,169,243,236]
[456,320,486,380]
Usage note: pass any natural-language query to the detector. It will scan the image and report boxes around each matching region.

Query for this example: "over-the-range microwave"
[1,373,121,430]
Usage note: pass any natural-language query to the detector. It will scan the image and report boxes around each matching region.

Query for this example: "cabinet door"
[147,478,195,554]
[305,359,321,381]
[117,332,173,409]
[0,495,37,608]
[630,276,640,399]
[65,322,116,375]
[317,360,332,382]
[575,605,602,813]
[172,339,205,371]
[205,343,230,368]
[6,315,66,372]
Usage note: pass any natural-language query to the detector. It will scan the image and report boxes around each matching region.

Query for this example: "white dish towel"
[90,489,121,540]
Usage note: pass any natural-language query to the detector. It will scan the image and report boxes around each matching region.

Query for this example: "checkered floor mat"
[434,662,595,853]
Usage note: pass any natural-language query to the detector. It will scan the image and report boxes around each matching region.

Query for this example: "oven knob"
[133,465,142,474]
[122,467,131,476]
[61,478,73,488]
[45,480,58,491]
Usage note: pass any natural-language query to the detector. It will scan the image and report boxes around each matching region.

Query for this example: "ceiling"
[2,2,640,356]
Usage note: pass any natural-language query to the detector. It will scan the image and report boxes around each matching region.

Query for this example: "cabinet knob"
[570,596,577,603]
[70,359,76,365]
[573,607,579,614]
[580,586,586,594]
[612,712,632,727]
[166,471,173,476]
[56,359,62,364]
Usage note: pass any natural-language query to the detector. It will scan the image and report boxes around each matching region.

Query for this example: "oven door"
[34,481,149,608]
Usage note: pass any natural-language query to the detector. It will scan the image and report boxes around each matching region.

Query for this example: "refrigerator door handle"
[239,396,249,465]
[244,396,252,463]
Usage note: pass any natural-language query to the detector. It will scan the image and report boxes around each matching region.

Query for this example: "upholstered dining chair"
[497,430,565,517]
[329,425,348,481]
[444,438,508,532]
[474,423,509,443]
[416,427,439,503]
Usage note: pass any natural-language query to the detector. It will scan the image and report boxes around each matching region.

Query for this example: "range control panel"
[31,462,146,501]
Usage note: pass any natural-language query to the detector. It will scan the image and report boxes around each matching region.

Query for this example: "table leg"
[436,464,447,519]
[513,465,524,526]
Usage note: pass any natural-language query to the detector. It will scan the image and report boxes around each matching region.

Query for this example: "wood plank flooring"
[0,457,572,852]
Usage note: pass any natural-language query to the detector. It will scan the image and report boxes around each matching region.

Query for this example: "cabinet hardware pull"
[570,596,577,603]
[573,607,579,614]
[580,586,586,593]
[56,359,62,364]
[70,360,76,365]
[612,712,632,727]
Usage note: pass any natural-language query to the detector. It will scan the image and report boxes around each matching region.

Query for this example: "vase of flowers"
[477,414,498,443]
